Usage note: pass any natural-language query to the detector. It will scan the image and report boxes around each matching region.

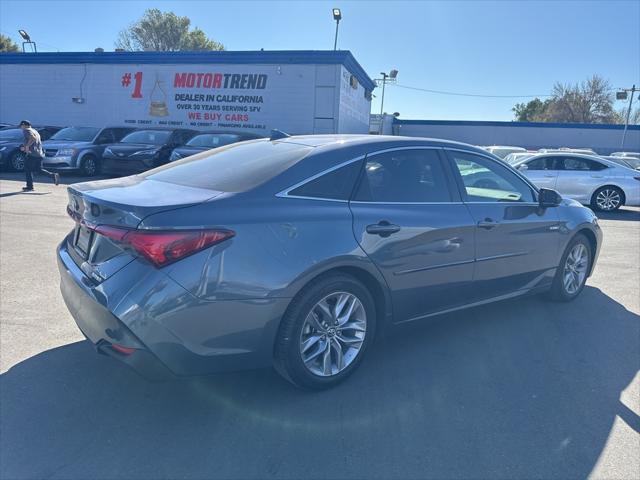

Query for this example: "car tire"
[590,186,624,212]
[10,151,26,172]
[548,234,592,302]
[80,155,99,177]
[274,273,376,390]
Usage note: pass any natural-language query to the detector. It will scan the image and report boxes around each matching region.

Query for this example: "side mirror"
[538,188,562,208]
[517,163,528,171]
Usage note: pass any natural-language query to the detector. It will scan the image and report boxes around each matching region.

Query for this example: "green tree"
[512,98,550,122]
[0,34,20,53]
[116,9,224,52]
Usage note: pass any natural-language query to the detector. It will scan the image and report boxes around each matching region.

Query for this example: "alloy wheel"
[563,243,589,295]
[11,152,26,171]
[83,157,97,176]
[596,189,621,211]
[299,291,367,377]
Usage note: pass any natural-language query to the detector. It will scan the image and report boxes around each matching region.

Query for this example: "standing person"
[20,120,59,191]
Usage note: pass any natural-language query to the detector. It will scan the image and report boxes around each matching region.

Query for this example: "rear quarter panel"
[140,195,388,304]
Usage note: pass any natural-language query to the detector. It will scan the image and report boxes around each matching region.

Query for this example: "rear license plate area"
[74,224,93,259]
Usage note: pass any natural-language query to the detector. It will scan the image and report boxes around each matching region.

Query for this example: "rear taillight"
[94,225,235,267]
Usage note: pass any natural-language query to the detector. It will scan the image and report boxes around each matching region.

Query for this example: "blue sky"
[1,0,638,121]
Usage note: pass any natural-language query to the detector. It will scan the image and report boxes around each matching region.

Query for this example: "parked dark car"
[42,126,136,176]
[0,123,14,130]
[0,126,61,171]
[101,128,197,176]
[59,135,601,389]
[169,131,264,161]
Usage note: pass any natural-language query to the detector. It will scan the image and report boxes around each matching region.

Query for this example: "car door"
[445,149,561,300]
[554,156,611,204]
[349,147,476,323]
[516,155,561,189]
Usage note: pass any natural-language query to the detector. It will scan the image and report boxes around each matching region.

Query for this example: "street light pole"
[621,84,636,149]
[332,9,342,51]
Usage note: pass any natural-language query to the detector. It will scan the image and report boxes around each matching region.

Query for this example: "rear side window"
[354,149,452,203]
[288,160,362,200]
[143,140,313,192]
[562,157,607,171]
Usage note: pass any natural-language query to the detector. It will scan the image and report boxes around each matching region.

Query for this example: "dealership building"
[0,50,375,135]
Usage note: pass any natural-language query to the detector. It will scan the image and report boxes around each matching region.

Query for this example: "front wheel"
[591,186,623,212]
[10,151,26,172]
[274,274,376,390]
[548,234,591,302]
[80,155,99,176]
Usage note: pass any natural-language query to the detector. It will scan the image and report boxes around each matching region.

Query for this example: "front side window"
[449,151,535,203]
[354,149,452,203]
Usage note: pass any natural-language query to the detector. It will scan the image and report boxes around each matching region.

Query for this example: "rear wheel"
[591,186,623,212]
[10,151,26,172]
[80,155,99,176]
[274,273,376,390]
[548,234,591,302]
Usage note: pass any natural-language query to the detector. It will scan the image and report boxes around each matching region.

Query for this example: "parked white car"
[601,156,640,171]
[538,147,597,155]
[482,145,526,159]
[512,153,640,211]
[611,151,640,159]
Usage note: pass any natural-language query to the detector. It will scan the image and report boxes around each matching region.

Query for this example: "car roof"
[274,134,493,156]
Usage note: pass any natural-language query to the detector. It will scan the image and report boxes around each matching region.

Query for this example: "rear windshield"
[50,127,100,142]
[142,140,313,192]
[186,133,242,148]
[121,130,171,145]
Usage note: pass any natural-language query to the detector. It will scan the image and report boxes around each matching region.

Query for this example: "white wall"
[394,122,640,155]
[0,61,371,135]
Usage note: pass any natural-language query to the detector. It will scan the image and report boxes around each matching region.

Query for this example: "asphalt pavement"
[1,172,638,480]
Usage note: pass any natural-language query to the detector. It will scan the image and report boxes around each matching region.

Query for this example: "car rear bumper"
[57,238,288,379]
[58,241,173,380]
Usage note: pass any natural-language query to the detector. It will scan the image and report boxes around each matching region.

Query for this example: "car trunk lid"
[66,176,224,282]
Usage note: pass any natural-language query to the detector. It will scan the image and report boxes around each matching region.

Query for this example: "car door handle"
[366,221,401,237]
[477,218,498,230]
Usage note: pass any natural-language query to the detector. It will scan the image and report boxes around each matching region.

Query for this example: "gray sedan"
[58,135,601,389]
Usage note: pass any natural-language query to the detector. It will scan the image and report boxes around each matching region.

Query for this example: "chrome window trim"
[350,200,464,205]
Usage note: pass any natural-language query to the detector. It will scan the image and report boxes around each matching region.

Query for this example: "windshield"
[622,158,640,169]
[143,140,312,192]
[120,130,171,145]
[50,126,100,142]
[0,129,23,142]
[186,133,242,148]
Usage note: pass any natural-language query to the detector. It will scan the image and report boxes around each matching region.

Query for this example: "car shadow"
[1,286,638,479]
[0,171,110,186]
[595,207,640,222]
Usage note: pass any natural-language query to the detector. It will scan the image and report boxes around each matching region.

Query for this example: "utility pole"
[620,85,636,150]
[375,70,398,134]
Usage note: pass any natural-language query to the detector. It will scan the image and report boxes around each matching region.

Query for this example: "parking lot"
[1,171,638,479]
